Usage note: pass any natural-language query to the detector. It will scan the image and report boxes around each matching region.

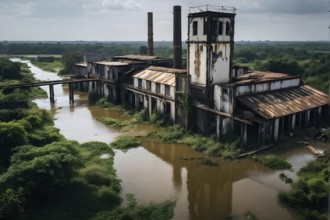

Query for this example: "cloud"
[83,0,143,14]
[239,0,328,15]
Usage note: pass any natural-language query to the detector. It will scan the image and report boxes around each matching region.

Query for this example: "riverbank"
[0,59,176,220]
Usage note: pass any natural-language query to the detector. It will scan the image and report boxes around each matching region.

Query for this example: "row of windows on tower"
[192,20,232,36]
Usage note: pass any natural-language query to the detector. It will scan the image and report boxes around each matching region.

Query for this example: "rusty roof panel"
[133,66,187,86]
[237,85,329,119]
[233,71,299,85]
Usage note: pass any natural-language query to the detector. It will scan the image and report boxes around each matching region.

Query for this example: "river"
[13,59,329,220]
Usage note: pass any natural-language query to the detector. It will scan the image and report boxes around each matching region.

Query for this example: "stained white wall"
[210,43,231,84]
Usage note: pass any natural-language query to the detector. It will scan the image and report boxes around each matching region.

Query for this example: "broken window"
[156,83,161,94]
[192,21,198,36]
[146,80,151,90]
[165,85,170,96]
[226,21,231,35]
[218,21,223,35]
[211,18,218,36]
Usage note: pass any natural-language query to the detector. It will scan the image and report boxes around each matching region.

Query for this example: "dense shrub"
[252,155,292,169]
[88,90,103,104]
[110,136,141,150]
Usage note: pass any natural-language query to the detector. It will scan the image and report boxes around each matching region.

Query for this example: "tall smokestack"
[173,5,182,69]
[147,12,154,56]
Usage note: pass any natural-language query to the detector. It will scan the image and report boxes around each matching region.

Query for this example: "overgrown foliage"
[110,136,141,151]
[59,51,83,75]
[251,154,292,169]
[279,155,330,220]
[31,59,64,73]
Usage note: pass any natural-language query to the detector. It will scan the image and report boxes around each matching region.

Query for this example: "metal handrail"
[189,5,237,13]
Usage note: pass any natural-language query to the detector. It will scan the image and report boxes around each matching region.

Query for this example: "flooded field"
[16,59,329,220]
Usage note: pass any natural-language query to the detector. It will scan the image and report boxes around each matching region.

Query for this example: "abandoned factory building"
[72,5,329,145]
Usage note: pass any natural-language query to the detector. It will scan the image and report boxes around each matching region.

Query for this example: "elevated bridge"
[0,78,99,104]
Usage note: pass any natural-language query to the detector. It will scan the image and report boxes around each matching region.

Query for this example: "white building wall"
[189,43,208,86]
[211,43,231,84]
[235,78,301,96]
[189,17,207,42]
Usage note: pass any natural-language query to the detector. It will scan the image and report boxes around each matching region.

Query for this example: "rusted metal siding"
[237,85,329,119]
[235,78,301,96]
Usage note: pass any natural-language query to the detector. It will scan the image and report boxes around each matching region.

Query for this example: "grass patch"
[31,60,63,73]
[93,194,176,220]
[97,117,133,128]
[252,154,292,169]
[110,136,141,151]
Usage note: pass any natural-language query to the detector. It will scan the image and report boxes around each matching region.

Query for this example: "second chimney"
[147,12,153,56]
[173,5,182,69]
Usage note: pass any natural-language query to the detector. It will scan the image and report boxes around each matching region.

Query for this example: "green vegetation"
[279,173,293,184]
[59,51,83,75]
[110,136,141,150]
[149,124,244,159]
[234,42,330,92]
[31,60,64,73]
[251,155,292,169]
[0,59,176,220]
[279,155,330,220]
[97,117,133,128]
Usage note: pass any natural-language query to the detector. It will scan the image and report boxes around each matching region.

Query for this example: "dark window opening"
[203,20,208,35]
[226,21,231,35]
[156,83,161,94]
[218,21,223,35]
[138,79,142,89]
[211,18,217,36]
[146,80,151,90]
[165,85,170,96]
[192,21,198,36]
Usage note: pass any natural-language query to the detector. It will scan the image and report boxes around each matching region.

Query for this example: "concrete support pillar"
[291,114,296,131]
[305,110,311,127]
[69,83,74,104]
[274,118,280,142]
[241,123,247,143]
[49,84,55,103]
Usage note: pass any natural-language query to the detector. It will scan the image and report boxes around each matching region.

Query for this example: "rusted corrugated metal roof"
[237,85,329,119]
[233,71,299,85]
[133,66,186,86]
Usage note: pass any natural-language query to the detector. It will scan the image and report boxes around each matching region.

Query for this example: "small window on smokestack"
[193,21,198,36]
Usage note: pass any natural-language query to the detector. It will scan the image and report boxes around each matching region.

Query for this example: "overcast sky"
[0,0,329,41]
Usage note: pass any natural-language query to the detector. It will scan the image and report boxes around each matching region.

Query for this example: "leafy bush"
[88,90,103,104]
[80,164,113,186]
[96,98,114,108]
[0,188,25,220]
[110,136,141,150]
[97,186,122,205]
[252,155,292,169]
[150,111,171,127]
[134,109,149,123]
[97,117,132,128]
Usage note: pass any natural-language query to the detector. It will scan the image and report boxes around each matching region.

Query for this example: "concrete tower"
[187,6,236,103]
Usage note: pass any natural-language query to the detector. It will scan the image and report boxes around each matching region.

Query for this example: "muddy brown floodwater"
[14,59,329,220]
